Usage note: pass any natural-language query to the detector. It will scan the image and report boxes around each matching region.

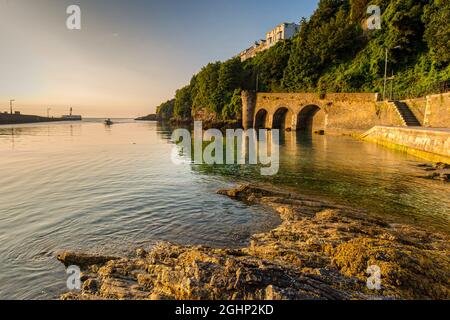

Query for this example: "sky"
[0,0,318,118]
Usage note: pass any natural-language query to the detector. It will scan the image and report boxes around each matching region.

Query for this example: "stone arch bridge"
[241,91,401,133]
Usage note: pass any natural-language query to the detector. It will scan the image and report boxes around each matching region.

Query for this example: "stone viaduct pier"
[241,91,450,163]
[241,91,397,133]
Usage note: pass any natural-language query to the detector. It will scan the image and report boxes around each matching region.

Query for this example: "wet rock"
[423,171,450,182]
[57,185,450,300]
[332,238,450,299]
[136,248,147,258]
[433,162,450,170]
[57,251,119,268]
[79,272,90,282]
[417,162,450,182]
[439,172,450,182]
[82,279,99,294]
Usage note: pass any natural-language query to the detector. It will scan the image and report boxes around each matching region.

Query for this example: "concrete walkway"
[361,126,450,164]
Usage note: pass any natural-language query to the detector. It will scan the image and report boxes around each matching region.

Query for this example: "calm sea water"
[0,119,448,299]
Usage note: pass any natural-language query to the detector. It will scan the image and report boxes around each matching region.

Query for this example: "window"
[277,31,283,40]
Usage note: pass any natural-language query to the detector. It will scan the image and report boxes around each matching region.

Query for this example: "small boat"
[104,119,114,125]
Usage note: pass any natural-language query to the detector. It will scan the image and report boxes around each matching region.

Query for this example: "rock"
[433,162,450,170]
[57,185,450,300]
[136,248,147,258]
[57,251,119,267]
[417,162,450,183]
[331,238,450,299]
[79,272,90,282]
[439,172,450,182]
[422,171,450,182]
[82,279,99,294]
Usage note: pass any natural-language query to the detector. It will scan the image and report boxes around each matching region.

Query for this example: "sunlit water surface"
[0,120,448,299]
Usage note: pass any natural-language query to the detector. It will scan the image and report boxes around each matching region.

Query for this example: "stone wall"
[243,91,404,134]
[423,92,450,128]
[0,114,69,125]
[324,101,403,133]
[401,92,450,128]
[402,97,427,125]
[242,91,257,129]
[361,126,450,164]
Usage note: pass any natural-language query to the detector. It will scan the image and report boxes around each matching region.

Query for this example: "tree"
[222,89,243,120]
[218,58,243,96]
[192,62,222,114]
[247,40,292,92]
[156,99,175,120]
[154,0,449,120]
[422,0,450,65]
[282,0,362,92]
[174,85,193,120]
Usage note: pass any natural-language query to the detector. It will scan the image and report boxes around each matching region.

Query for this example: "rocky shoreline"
[57,184,450,300]
[417,162,450,182]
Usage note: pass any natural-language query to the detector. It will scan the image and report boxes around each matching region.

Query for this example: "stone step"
[391,101,421,127]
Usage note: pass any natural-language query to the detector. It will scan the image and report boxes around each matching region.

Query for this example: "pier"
[0,113,82,125]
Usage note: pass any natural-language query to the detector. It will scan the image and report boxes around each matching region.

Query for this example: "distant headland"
[135,114,159,121]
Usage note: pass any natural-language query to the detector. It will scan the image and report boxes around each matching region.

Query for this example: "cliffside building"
[239,23,299,62]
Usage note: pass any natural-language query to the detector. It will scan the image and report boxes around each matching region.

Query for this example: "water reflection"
[0,120,279,299]
[0,120,448,300]
[162,124,449,232]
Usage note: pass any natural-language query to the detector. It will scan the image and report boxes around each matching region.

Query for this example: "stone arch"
[297,105,322,131]
[272,107,294,130]
[254,109,268,129]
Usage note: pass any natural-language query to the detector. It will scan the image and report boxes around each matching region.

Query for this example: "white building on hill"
[239,23,299,62]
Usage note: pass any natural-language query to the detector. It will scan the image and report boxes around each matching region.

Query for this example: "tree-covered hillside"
[156,0,449,121]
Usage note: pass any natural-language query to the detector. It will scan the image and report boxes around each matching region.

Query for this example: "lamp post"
[47,107,51,118]
[383,46,401,101]
[9,99,15,115]
[388,73,395,100]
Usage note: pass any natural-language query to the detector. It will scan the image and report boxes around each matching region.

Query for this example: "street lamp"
[383,46,401,101]
[388,73,396,100]
[47,107,52,118]
[9,99,15,115]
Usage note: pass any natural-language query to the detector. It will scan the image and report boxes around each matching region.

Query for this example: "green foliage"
[174,85,192,120]
[245,40,293,92]
[192,62,222,114]
[282,0,448,97]
[172,58,244,120]
[422,0,450,66]
[156,99,175,120]
[222,89,243,120]
[282,0,363,91]
[218,58,243,96]
[156,0,449,120]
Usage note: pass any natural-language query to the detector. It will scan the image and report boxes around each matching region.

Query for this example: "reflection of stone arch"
[297,105,321,131]
[254,109,268,129]
[272,107,292,130]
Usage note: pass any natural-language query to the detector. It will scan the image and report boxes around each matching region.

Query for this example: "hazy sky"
[0,0,318,117]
